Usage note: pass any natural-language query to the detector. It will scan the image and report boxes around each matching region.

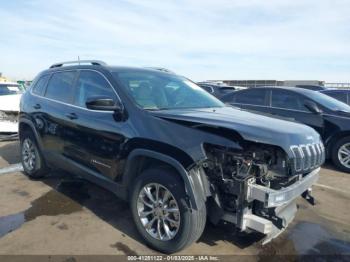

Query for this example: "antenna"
[78,56,80,65]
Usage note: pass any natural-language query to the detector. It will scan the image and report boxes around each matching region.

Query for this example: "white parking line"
[0,163,23,175]
[314,183,349,195]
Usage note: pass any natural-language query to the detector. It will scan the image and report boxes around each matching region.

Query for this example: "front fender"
[122,149,208,210]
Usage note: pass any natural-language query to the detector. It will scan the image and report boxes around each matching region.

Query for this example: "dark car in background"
[19,61,323,253]
[320,89,350,105]
[222,87,350,173]
[197,82,245,99]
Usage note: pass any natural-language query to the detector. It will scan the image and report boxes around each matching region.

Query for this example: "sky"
[0,0,349,82]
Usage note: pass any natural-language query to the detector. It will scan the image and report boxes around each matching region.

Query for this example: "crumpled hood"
[151,107,321,154]
[0,94,21,112]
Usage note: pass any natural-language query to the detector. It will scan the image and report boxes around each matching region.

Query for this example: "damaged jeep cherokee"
[19,60,324,253]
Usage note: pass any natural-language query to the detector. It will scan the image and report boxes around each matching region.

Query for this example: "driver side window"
[271,90,308,111]
[74,71,116,108]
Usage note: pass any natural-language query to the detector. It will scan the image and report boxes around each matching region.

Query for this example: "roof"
[244,86,321,96]
[43,64,175,76]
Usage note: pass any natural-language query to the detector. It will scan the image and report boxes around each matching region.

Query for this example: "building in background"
[0,73,10,82]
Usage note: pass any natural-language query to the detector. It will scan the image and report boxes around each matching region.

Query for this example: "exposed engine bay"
[202,143,318,243]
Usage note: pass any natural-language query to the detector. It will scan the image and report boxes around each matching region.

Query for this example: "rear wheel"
[20,131,48,178]
[332,136,350,173]
[130,167,206,253]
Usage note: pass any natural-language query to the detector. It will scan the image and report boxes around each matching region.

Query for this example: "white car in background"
[0,82,24,133]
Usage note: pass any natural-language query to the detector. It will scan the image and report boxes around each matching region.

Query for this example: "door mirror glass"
[86,96,120,111]
[304,100,322,114]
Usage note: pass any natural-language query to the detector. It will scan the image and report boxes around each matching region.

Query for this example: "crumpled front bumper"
[242,167,320,243]
[247,167,320,208]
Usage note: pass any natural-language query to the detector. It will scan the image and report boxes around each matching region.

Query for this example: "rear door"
[226,89,271,114]
[38,70,78,160]
[270,89,324,135]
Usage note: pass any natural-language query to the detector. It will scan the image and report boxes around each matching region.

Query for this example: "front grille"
[290,142,325,172]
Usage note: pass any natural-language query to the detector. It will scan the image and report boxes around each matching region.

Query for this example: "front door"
[269,89,324,136]
[63,70,128,181]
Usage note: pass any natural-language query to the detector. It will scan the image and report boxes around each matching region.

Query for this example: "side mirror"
[86,96,120,111]
[304,100,322,114]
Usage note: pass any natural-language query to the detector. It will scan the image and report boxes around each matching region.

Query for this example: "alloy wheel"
[338,142,350,169]
[22,138,37,171]
[137,183,180,241]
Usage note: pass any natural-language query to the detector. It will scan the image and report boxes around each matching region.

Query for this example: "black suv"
[222,87,350,172]
[20,61,323,253]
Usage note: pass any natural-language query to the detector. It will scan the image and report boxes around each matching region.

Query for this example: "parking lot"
[0,140,349,259]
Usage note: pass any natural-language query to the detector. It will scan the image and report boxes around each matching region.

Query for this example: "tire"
[331,136,350,173]
[130,167,206,253]
[20,130,48,178]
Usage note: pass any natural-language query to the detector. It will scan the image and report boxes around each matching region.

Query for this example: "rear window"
[32,75,50,96]
[271,90,307,111]
[234,89,268,106]
[45,71,77,103]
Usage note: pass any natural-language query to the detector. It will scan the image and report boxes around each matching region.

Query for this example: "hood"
[0,94,21,112]
[151,107,321,154]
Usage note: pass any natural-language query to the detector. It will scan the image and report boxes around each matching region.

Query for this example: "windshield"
[0,84,23,96]
[112,71,224,110]
[304,91,350,112]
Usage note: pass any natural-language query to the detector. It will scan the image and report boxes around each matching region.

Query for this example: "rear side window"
[32,75,50,96]
[74,71,116,108]
[234,89,268,106]
[45,71,77,103]
[272,90,307,111]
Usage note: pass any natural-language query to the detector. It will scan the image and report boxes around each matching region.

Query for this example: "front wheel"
[332,136,350,173]
[130,167,206,253]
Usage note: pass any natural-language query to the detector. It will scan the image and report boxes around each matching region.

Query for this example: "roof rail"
[50,60,107,68]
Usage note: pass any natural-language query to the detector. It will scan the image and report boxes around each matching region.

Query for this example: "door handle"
[33,104,41,109]
[65,113,78,120]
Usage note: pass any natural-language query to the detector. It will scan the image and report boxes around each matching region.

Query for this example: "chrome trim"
[290,142,324,172]
[91,159,111,169]
[231,102,312,113]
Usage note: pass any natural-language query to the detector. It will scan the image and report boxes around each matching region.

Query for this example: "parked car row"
[19,60,323,253]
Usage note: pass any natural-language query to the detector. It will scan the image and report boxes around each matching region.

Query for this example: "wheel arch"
[18,119,43,149]
[325,131,350,157]
[122,149,208,210]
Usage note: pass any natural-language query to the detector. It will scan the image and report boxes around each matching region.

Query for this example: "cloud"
[0,0,349,81]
